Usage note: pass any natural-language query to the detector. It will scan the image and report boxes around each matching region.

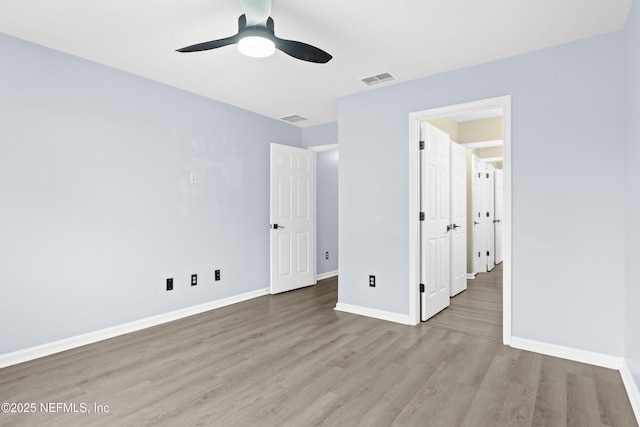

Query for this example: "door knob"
[493,219,501,223]
[474,221,480,225]
[453,224,461,229]
[270,224,285,229]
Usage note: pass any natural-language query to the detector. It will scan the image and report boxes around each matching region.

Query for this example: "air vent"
[279,114,308,123]
[359,72,397,86]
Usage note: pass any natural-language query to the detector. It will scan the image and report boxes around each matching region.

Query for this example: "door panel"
[486,164,496,271]
[270,143,316,294]
[495,169,504,264]
[450,142,467,296]
[420,122,450,321]
[472,155,485,275]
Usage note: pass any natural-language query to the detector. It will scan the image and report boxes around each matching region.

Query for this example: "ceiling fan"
[176,0,332,63]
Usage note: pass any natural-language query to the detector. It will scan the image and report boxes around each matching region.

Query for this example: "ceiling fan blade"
[274,38,332,63]
[241,0,271,26]
[176,34,240,52]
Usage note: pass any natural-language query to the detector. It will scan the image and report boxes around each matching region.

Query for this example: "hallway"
[429,263,503,341]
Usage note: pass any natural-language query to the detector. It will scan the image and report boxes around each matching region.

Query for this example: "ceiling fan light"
[238,36,275,58]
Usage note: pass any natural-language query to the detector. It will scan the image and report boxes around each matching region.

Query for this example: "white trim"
[308,143,338,152]
[466,273,476,280]
[317,270,338,281]
[408,110,421,326]
[481,156,503,163]
[335,303,413,325]
[459,139,503,149]
[620,360,640,424]
[0,288,269,369]
[510,337,623,370]
[408,95,512,344]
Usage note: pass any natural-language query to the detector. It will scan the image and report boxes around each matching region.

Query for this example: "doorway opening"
[408,96,512,345]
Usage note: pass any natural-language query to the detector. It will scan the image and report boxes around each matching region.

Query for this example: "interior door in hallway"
[494,169,504,264]
[450,141,467,297]
[472,155,486,275]
[420,122,451,321]
[269,143,316,294]
[485,163,496,271]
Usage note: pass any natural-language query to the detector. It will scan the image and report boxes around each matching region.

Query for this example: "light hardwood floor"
[0,266,637,426]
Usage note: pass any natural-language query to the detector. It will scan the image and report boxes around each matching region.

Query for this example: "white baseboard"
[510,336,623,370]
[620,360,640,424]
[466,273,476,280]
[317,270,338,281]
[335,302,413,325]
[0,288,269,369]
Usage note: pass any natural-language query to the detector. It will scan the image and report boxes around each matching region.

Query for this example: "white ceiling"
[0,0,633,127]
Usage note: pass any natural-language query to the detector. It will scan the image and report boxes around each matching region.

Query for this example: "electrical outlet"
[191,274,197,286]
[166,278,173,291]
[325,252,329,259]
[369,275,376,287]
[215,270,221,281]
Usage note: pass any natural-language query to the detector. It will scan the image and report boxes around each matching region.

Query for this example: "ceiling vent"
[279,114,308,123]
[359,72,397,86]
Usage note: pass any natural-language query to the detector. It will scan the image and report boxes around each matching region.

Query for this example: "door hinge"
[478,252,481,258]
[486,251,490,256]
[486,212,490,217]
[419,212,425,221]
[419,141,425,150]
[486,173,490,178]
[420,284,425,293]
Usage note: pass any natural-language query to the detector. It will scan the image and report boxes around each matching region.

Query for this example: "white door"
[450,141,467,297]
[270,143,316,294]
[485,164,496,271]
[420,122,450,321]
[494,169,504,264]
[472,155,486,275]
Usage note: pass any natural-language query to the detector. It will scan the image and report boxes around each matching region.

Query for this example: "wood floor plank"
[392,361,470,426]
[496,382,537,427]
[461,354,517,426]
[1,271,637,426]
[532,356,569,426]
[593,368,638,427]
[567,373,602,427]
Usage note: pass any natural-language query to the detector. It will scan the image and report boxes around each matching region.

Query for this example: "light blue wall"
[625,0,640,389]
[301,122,338,148]
[339,32,626,355]
[0,34,301,354]
[315,149,339,275]
[302,122,339,276]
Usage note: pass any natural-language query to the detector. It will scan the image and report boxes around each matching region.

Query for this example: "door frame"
[307,143,339,282]
[408,95,512,345]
